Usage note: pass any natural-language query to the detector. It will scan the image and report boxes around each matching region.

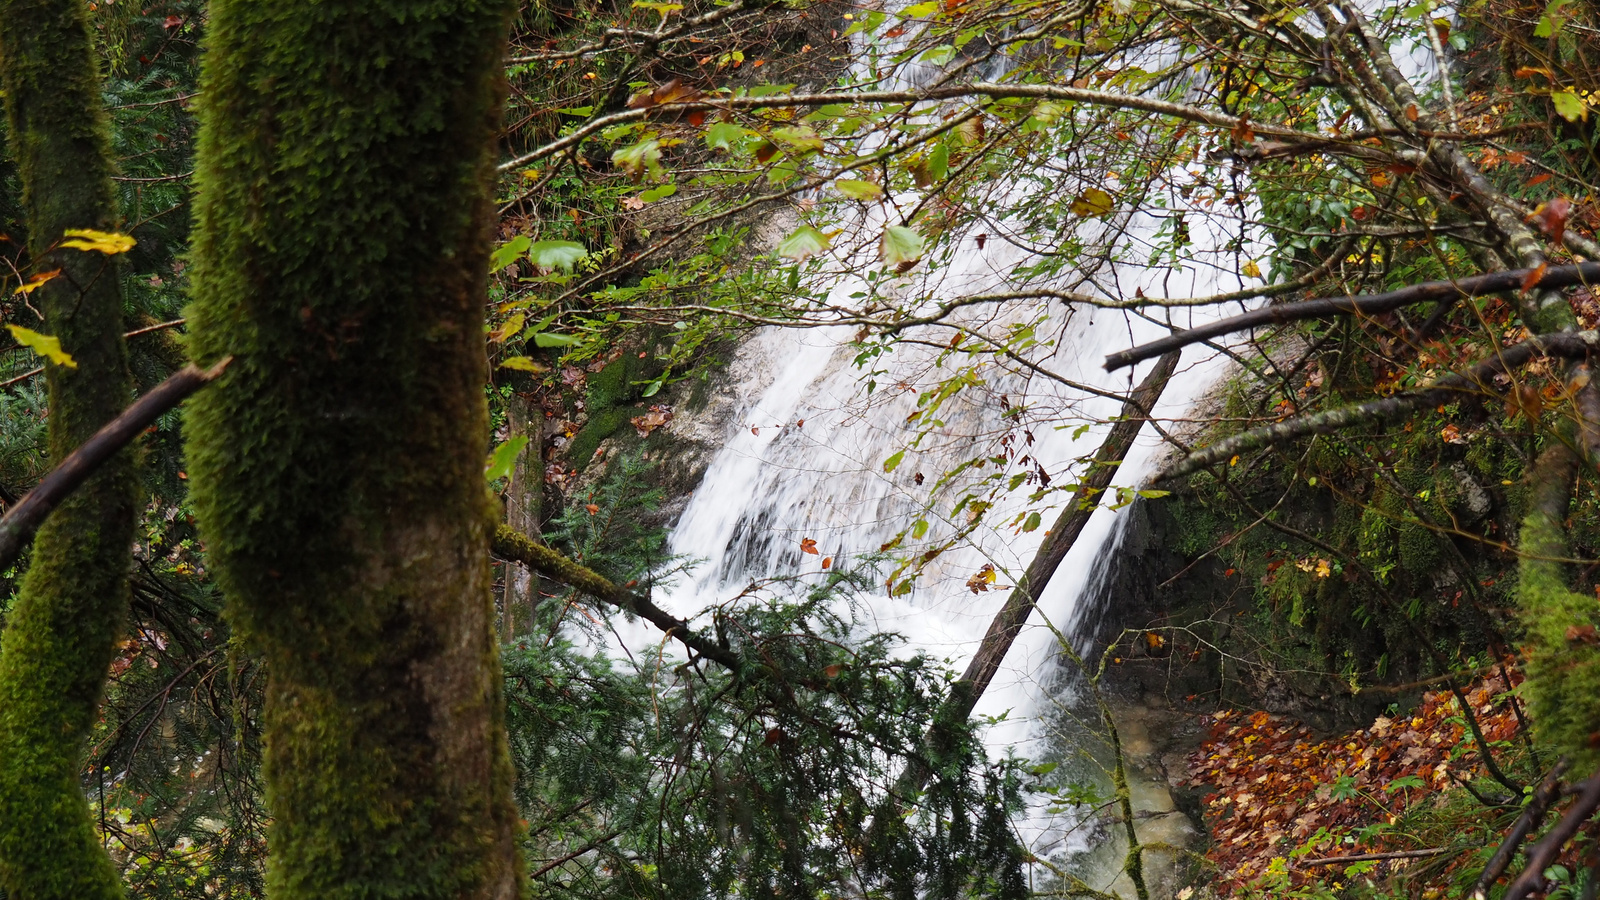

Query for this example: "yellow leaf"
[499,355,546,373]
[1241,259,1262,279]
[11,269,61,295]
[60,228,135,254]
[1069,187,1114,217]
[7,324,76,368]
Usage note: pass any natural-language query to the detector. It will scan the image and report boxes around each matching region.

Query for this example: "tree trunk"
[182,0,522,895]
[502,392,543,639]
[0,0,139,895]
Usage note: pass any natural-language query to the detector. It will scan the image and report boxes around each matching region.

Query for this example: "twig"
[1298,848,1453,867]
[1503,767,1600,900]
[1474,760,1571,900]
[1105,262,1600,372]
[0,318,187,390]
[0,358,231,571]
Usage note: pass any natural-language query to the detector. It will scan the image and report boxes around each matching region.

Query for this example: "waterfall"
[644,1,1261,865]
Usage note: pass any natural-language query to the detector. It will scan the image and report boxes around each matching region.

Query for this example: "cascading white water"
[647,1,1264,865]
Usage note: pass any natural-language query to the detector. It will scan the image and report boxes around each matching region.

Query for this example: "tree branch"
[1473,760,1571,900]
[1106,262,1600,372]
[0,359,231,572]
[1504,767,1600,900]
[491,524,743,671]
[1154,331,1600,481]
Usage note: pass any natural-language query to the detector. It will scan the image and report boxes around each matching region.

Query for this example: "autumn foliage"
[1187,672,1529,894]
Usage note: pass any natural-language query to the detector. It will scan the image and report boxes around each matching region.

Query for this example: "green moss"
[1516,445,1600,769]
[182,0,522,895]
[0,0,139,895]
[568,405,638,467]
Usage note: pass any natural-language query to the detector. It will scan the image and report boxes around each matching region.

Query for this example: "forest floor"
[1180,665,1597,898]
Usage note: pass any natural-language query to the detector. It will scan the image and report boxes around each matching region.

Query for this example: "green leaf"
[777,226,831,260]
[926,143,949,183]
[1070,187,1115,217]
[534,332,583,348]
[641,378,664,398]
[919,45,956,65]
[640,183,677,203]
[911,518,929,539]
[705,122,748,152]
[835,179,884,200]
[612,139,663,180]
[499,355,547,372]
[1552,88,1586,121]
[880,226,924,266]
[485,435,530,483]
[904,0,938,15]
[1022,512,1042,533]
[490,235,530,273]
[883,449,906,472]
[7,324,74,368]
[1535,0,1573,36]
[631,0,682,14]
[770,126,823,153]
[1383,774,1427,793]
[528,240,589,272]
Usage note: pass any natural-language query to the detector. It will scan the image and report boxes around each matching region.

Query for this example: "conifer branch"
[1156,331,1600,482]
[1105,262,1600,372]
[0,359,231,572]
[492,524,743,671]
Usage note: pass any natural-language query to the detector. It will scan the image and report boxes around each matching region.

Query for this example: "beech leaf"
[60,228,135,254]
[7,324,75,368]
[528,240,588,272]
[835,178,884,200]
[880,226,924,266]
[1069,187,1114,217]
[777,226,831,260]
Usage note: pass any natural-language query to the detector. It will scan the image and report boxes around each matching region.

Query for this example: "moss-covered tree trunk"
[0,0,139,897]
[183,0,522,896]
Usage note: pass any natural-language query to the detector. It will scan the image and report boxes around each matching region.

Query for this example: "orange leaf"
[1527,197,1573,244]
[1528,172,1553,186]
[821,556,832,569]
[1522,262,1549,291]
[800,537,819,555]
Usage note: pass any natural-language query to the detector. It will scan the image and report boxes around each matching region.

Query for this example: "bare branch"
[1107,262,1600,372]
[1155,330,1600,481]
[492,524,743,671]
[0,359,231,571]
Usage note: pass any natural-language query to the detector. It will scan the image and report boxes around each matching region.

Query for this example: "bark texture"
[501,393,543,637]
[183,0,522,895]
[0,0,139,895]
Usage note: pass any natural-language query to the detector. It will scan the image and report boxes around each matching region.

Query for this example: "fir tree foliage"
[503,457,1028,900]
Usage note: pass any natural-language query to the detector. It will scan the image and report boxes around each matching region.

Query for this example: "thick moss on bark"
[1517,442,1600,768]
[183,0,521,896]
[0,0,138,897]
